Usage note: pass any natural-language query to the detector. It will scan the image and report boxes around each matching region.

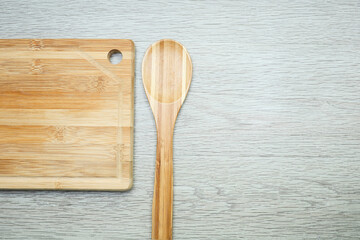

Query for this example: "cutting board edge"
[0,159,133,191]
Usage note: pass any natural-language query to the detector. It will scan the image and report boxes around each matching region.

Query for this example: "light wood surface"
[142,39,192,240]
[0,0,359,239]
[0,39,135,190]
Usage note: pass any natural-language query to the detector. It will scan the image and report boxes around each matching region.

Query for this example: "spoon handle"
[152,128,174,240]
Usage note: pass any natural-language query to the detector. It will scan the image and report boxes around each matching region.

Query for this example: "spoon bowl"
[142,39,192,104]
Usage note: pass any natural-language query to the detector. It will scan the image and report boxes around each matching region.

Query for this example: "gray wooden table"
[1,1,359,239]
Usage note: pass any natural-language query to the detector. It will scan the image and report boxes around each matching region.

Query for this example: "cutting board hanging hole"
[108,49,122,64]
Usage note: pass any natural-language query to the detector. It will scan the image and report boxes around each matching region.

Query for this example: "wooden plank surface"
[0,39,134,190]
[0,0,359,239]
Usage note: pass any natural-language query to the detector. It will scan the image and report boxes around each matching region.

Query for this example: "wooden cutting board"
[0,39,134,190]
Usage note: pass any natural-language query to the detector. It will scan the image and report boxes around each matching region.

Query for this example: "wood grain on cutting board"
[0,39,134,190]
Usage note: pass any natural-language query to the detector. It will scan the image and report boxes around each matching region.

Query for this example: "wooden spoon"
[142,39,192,240]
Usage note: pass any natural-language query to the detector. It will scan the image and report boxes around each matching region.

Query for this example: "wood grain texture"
[0,0,359,239]
[143,39,192,240]
[0,39,135,190]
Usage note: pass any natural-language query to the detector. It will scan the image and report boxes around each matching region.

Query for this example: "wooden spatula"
[142,39,192,240]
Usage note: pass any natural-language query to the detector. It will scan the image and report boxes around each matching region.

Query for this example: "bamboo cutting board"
[0,39,134,190]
